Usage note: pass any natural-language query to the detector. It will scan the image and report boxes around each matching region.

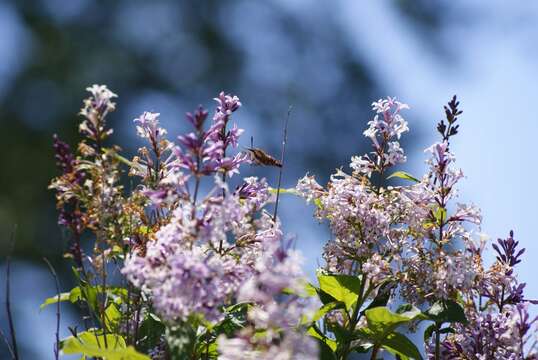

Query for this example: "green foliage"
[317,274,362,310]
[424,300,467,325]
[352,306,425,360]
[381,331,423,360]
[363,306,424,341]
[422,300,467,343]
[387,171,420,183]
[308,326,338,352]
[136,313,165,353]
[61,331,150,360]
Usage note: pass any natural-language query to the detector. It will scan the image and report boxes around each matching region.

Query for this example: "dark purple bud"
[186,106,208,130]
[493,230,525,268]
[52,134,75,173]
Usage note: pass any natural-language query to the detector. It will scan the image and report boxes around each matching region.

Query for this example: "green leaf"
[317,339,338,360]
[423,323,437,343]
[136,313,165,353]
[40,292,71,310]
[425,300,467,325]
[40,287,84,310]
[195,341,219,359]
[61,331,149,360]
[423,324,456,344]
[212,304,249,337]
[305,283,318,297]
[381,331,423,360]
[307,326,337,352]
[433,207,447,225]
[317,274,361,310]
[365,306,424,340]
[104,301,122,331]
[396,304,414,314]
[387,171,420,183]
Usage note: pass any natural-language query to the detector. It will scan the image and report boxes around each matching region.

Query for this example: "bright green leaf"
[104,301,122,331]
[425,300,467,325]
[434,207,447,225]
[365,306,423,340]
[317,274,361,310]
[387,171,420,183]
[40,287,83,310]
[40,292,71,310]
[61,331,149,360]
[307,326,337,352]
[305,283,318,297]
[381,331,423,360]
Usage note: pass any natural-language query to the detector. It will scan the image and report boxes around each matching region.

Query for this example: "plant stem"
[370,345,380,360]
[272,106,292,224]
[5,229,19,360]
[435,325,441,360]
[43,258,61,360]
[101,251,109,348]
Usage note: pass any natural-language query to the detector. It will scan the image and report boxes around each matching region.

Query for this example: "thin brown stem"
[133,294,143,347]
[272,106,292,224]
[43,258,61,360]
[435,325,441,360]
[0,327,15,359]
[101,251,108,348]
[370,345,380,360]
[5,228,19,360]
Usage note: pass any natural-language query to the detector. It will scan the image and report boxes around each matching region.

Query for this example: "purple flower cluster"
[50,87,538,360]
[174,93,245,179]
[297,97,483,301]
[122,91,310,333]
[50,135,85,235]
[218,237,318,360]
[124,246,247,322]
[78,84,117,145]
[351,97,409,176]
[431,232,538,359]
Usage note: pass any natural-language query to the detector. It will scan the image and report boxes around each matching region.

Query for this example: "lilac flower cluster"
[350,97,409,176]
[125,245,247,322]
[174,93,245,178]
[218,236,318,360]
[51,135,84,230]
[297,97,483,302]
[49,87,537,360]
[78,84,117,145]
[398,138,482,303]
[432,232,538,359]
[122,91,312,339]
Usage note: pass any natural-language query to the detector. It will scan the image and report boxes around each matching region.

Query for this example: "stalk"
[272,106,292,224]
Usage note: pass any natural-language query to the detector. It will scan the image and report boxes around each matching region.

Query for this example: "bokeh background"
[1,0,537,358]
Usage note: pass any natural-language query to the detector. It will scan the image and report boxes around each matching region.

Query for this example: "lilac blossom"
[78,84,117,143]
[352,97,410,176]
[123,170,278,322]
[133,111,167,143]
[124,245,247,322]
[218,237,318,360]
[433,304,538,359]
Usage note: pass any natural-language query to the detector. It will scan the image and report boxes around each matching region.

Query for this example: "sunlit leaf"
[387,171,420,183]
[317,274,361,310]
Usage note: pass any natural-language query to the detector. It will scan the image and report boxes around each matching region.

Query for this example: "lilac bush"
[37,85,537,359]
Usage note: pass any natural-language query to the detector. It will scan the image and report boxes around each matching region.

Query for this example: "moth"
[244,147,282,168]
